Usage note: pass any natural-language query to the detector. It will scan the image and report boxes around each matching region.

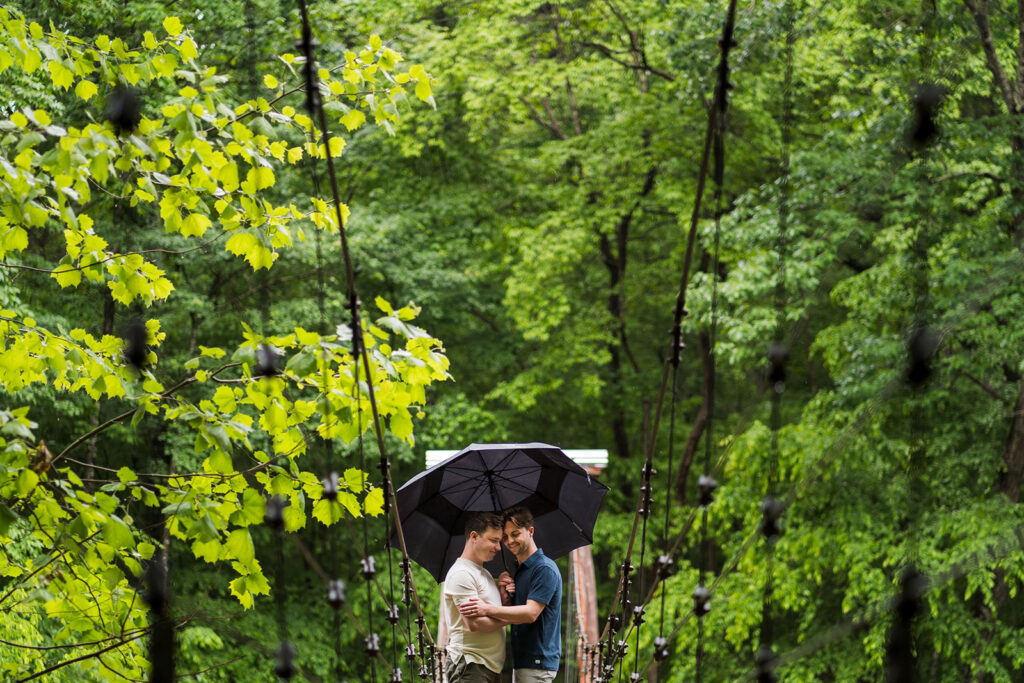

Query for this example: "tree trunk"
[999,379,1024,501]
[674,330,713,504]
[960,7,1024,678]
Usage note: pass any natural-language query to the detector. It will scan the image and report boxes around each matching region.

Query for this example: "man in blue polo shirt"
[458,506,561,682]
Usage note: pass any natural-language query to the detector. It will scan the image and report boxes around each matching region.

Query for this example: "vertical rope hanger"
[690,1,738,679]
[293,3,436,679]
[308,111,352,681]
[292,6,380,679]
[886,2,941,680]
[755,2,796,681]
[626,460,653,683]
[289,10,362,679]
[594,3,739,678]
[381,502,404,682]
[224,3,302,674]
[652,356,679,678]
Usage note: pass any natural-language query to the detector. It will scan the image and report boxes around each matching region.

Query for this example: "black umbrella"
[390,442,609,582]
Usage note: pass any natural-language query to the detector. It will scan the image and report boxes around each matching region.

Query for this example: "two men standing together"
[441,507,562,683]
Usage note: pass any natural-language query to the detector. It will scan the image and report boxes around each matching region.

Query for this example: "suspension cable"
[755,2,796,681]
[293,2,435,673]
[598,2,739,666]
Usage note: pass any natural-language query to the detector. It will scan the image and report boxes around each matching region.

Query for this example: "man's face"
[474,527,502,562]
[503,521,533,556]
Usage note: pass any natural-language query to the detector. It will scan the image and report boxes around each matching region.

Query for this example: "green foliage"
[0,3,446,679]
[2,0,1024,680]
[330,0,1024,680]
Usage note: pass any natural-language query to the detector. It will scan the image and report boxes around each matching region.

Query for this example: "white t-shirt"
[443,557,505,673]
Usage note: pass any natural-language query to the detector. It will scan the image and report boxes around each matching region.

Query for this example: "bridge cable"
[596,3,738,669]
[294,0,435,676]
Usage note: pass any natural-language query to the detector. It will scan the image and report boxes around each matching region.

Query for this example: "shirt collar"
[519,547,546,568]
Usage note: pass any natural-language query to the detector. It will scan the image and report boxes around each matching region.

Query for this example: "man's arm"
[462,612,507,632]
[445,568,507,633]
[438,587,449,648]
[459,597,545,624]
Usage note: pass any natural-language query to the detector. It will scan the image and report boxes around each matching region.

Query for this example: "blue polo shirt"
[510,548,561,671]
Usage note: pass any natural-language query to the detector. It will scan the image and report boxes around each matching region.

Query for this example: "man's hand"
[458,597,494,619]
[497,572,515,605]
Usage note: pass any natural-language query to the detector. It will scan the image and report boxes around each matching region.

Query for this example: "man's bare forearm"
[465,614,506,632]
[479,602,541,624]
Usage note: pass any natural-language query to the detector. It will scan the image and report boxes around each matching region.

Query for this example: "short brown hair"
[464,512,503,536]
[503,506,534,529]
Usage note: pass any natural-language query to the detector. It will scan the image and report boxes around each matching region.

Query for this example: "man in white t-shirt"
[441,512,511,682]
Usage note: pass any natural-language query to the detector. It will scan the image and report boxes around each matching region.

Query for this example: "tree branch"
[962,0,1018,112]
[518,96,568,139]
[566,77,582,136]
[15,631,148,681]
[579,41,675,82]
[541,96,568,139]
[931,171,1006,185]
[0,628,147,651]
[52,364,240,468]
[960,370,1013,403]
[1017,0,1024,105]
[0,232,228,276]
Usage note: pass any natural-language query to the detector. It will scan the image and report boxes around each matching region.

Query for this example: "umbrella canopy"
[391,442,609,582]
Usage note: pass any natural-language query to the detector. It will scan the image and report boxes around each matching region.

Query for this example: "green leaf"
[390,409,413,442]
[178,37,198,61]
[284,348,317,376]
[15,468,38,497]
[0,502,19,536]
[181,213,211,237]
[53,259,82,288]
[340,108,366,131]
[102,516,134,549]
[205,424,232,455]
[193,538,220,563]
[163,16,183,36]
[312,499,345,526]
[230,488,265,527]
[243,166,274,192]
[225,231,258,257]
[225,528,255,566]
[260,401,288,433]
[190,514,220,543]
[283,495,305,531]
[47,60,74,89]
[343,467,366,493]
[363,488,384,517]
[74,79,97,101]
[229,577,254,608]
[204,449,234,474]
[116,467,136,483]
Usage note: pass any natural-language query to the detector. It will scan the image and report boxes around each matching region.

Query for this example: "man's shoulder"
[445,559,476,583]
[446,558,466,575]
[529,552,559,577]
[521,553,560,592]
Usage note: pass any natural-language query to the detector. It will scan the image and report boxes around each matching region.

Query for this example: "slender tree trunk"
[960,7,1024,679]
[999,379,1024,501]
[674,330,713,504]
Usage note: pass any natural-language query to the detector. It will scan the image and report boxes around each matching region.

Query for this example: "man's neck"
[515,545,538,565]
[459,551,483,567]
